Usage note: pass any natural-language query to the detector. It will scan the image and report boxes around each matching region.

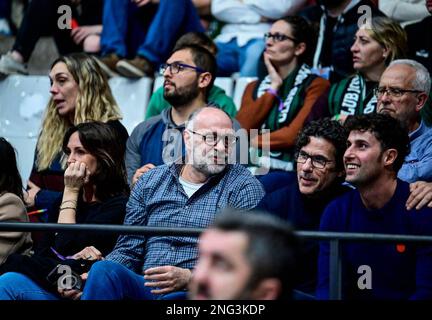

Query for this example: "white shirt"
[179,176,205,198]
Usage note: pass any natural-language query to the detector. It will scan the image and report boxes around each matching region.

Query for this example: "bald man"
[78,107,265,300]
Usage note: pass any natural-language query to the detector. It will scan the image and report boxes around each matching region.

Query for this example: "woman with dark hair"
[0,138,33,265]
[25,53,128,219]
[236,16,330,173]
[0,122,129,300]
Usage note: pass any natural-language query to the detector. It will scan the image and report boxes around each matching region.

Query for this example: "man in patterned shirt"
[79,107,265,300]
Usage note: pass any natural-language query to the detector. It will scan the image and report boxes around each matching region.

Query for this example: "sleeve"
[0,194,29,265]
[106,179,149,273]
[230,174,265,209]
[244,0,307,19]
[125,124,146,184]
[211,0,261,24]
[210,87,238,118]
[316,200,340,300]
[53,196,128,257]
[145,87,170,120]
[257,77,330,149]
[379,0,430,23]
[236,80,277,130]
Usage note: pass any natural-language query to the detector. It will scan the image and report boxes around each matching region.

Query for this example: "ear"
[249,278,282,300]
[294,42,306,57]
[184,129,192,154]
[382,46,391,61]
[415,92,428,112]
[383,148,398,168]
[198,72,212,89]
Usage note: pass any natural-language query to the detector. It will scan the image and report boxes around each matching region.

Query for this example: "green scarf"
[328,73,377,116]
[251,64,315,170]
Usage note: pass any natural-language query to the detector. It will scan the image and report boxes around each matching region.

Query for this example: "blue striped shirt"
[106,163,265,273]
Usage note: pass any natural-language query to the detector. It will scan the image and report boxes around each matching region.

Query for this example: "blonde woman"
[25,53,128,215]
[309,17,408,122]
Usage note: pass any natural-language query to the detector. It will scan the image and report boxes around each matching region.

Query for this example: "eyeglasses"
[188,130,238,147]
[296,151,333,169]
[264,32,297,43]
[159,62,205,75]
[374,87,423,98]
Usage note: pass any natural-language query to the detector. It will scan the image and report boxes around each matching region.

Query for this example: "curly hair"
[62,122,129,201]
[344,113,410,173]
[295,118,348,171]
[36,53,122,171]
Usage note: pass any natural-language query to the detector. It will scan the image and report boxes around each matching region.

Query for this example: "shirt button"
[185,205,189,209]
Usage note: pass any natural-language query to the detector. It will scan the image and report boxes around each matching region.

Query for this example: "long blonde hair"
[36,53,122,171]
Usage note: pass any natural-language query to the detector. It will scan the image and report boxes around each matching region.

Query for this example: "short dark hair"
[295,118,348,171]
[172,44,217,91]
[344,113,410,173]
[62,122,129,201]
[0,138,24,200]
[174,32,218,55]
[212,209,300,300]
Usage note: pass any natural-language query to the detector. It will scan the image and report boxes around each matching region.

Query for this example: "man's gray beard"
[192,162,226,176]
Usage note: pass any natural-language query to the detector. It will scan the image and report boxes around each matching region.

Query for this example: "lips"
[164,80,174,89]
[299,176,317,186]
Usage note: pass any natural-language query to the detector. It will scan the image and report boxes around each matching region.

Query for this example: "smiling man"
[257,118,350,295]
[317,113,432,300]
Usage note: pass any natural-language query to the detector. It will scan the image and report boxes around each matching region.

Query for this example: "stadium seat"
[0,75,50,181]
[108,77,153,134]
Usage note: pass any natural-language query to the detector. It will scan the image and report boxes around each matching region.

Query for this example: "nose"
[67,152,76,165]
[301,157,314,171]
[350,41,359,53]
[50,82,59,95]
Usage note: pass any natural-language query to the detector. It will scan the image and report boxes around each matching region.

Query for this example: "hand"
[57,273,87,300]
[24,180,41,207]
[264,53,282,90]
[132,163,155,186]
[407,181,432,210]
[143,266,192,294]
[72,246,103,261]
[64,161,90,192]
[70,25,102,45]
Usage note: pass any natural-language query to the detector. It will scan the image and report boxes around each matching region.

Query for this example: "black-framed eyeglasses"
[296,151,333,169]
[264,32,297,43]
[374,87,423,98]
[159,62,205,75]
[188,130,238,147]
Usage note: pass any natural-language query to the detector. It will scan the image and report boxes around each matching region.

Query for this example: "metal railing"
[1,222,432,300]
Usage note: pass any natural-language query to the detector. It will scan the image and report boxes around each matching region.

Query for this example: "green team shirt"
[145,85,237,120]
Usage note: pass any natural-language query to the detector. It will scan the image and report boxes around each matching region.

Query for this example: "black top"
[36,194,127,258]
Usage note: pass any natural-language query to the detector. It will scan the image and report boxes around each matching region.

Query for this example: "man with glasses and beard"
[125,44,218,186]
[78,107,265,300]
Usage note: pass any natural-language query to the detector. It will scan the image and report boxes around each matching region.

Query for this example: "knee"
[87,260,123,280]
[0,272,30,288]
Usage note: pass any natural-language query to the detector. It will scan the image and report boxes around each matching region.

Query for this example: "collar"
[409,120,429,141]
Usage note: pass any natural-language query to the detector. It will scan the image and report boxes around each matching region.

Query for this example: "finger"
[144,273,168,281]
[150,287,174,295]
[144,280,172,288]
[27,180,37,188]
[416,192,432,210]
[144,266,169,275]
[407,188,427,210]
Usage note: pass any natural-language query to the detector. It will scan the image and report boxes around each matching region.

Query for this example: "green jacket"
[145,85,237,120]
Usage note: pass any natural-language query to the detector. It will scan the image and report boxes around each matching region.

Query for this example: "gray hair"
[388,59,431,94]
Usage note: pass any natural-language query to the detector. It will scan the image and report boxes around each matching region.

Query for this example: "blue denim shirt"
[106,163,265,273]
[398,121,432,183]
